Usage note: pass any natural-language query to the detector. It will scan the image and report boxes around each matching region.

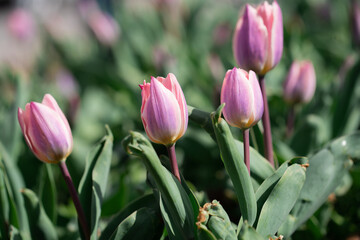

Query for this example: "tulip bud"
[221,68,264,130]
[140,73,188,146]
[283,60,316,105]
[18,94,73,164]
[233,1,283,75]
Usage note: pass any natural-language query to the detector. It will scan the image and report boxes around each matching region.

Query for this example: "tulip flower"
[18,94,89,240]
[221,68,264,173]
[18,94,73,164]
[232,1,283,166]
[283,60,316,137]
[283,61,316,105]
[233,1,283,75]
[140,73,188,181]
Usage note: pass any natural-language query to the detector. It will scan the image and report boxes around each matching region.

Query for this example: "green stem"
[243,129,250,175]
[166,144,181,182]
[59,161,90,240]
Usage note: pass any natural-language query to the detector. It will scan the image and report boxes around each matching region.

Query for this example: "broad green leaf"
[78,126,113,239]
[38,164,57,223]
[253,160,289,229]
[21,189,58,240]
[0,142,30,240]
[122,132,194,240]
[211,105,257,226]
[100,194,157,240]
[281,132,360,237]
[256,164,306,237]
[109,207,162,240]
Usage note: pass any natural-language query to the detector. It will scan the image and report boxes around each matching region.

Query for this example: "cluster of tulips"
[17,1,317,239]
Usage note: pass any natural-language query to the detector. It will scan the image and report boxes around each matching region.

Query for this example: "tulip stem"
[59,161,90,240]
[259,75,274,166]
[166,145,181,182]
[243,129,250,175]
[286,105,295,138]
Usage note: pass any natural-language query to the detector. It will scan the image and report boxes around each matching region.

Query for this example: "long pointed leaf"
[211,105,257,225]
[78,125,113,239]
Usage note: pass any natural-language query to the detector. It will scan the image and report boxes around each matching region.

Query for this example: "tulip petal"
[249,70,264,124]
[269,1,283,72]
[233,4,268,73]
[41,94,72,145]
[160,73,188,139]
[142,78,182,145]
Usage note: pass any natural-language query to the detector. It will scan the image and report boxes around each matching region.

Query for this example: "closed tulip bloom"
[140,73,188,146]
[233,1,283,75]
[18,94,73,164]
[283,61,316,104]
[221,68,264,130]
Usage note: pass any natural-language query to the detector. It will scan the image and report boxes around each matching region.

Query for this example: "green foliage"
[0,0,360,239]
[122,132,195,240]
[21,189,58,240]
[78,126,113,239]
[211,104,257,226]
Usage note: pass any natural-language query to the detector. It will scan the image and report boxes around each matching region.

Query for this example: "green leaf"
[100,194,157,240]
[253,160,289,228]
[38,165,57,223]
[122,132,194,240]
[21,189,58,240]
[211,105,257,226]
[0,142,30,240]
[256,164,306,237]
[109,207,162,240]
[78,125,113,239]
[280,132,360,237]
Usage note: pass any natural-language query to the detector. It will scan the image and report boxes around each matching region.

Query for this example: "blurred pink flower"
[7,8,34,41]
[88,11,119,46]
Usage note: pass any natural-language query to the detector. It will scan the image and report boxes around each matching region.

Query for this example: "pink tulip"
[140,73,188,146]
[283,60,316,104]
[233,1,283,75]
[18,94,73,164]
[221,68,264,130]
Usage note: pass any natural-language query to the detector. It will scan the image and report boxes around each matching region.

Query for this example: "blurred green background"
[0,0,359,239]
